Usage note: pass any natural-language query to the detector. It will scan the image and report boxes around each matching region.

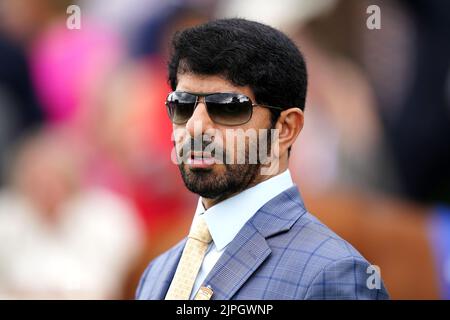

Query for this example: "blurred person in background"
[361,0,450,204]
[0,36,43,187]
[0,0,47,186]
[0,128,144,299]
[298,0,450,299]
[1,0,216,298]
[0,0,147,298]
[359,0,450,299]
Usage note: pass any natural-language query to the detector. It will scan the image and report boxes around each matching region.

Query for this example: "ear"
[274,108,304,158]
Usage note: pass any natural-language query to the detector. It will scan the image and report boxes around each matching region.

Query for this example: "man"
[136,18,389,300]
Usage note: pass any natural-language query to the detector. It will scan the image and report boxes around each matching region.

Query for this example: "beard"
[176,129,273,201]
[179,162,260,200]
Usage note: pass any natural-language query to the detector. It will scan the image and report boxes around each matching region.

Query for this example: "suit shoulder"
[270,209,368,266]
[135,238,186,299]
[267,210,389,299]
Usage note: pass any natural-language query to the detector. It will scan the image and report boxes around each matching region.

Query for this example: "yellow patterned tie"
[165,215,212,300]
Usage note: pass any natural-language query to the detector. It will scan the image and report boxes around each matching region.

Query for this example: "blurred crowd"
[0,0,449,299]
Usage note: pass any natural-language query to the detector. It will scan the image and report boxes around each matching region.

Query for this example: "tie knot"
[189,215,212,243]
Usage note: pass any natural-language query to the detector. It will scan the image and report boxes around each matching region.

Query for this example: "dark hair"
[168,18,307,154]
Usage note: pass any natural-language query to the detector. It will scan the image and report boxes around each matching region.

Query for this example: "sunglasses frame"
[165,91,284,126]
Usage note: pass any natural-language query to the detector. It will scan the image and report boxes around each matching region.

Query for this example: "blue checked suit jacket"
[136,186,390,300]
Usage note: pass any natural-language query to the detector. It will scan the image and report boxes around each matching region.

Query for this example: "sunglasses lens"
[206,93,252,125]
[166,92,196,124]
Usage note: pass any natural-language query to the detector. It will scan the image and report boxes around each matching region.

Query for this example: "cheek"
[172,126,188,151]
[173,125,186,141]
[222,129,251,162]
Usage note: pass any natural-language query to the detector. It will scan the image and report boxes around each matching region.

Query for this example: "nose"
[185,96,215,138]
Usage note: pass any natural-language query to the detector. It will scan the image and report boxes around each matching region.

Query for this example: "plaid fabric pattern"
[136,186,390,300]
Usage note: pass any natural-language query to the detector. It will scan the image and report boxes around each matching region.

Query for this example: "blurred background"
[0,0,449,299]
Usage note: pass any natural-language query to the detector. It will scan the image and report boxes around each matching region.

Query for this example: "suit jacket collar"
[203,185,306,299]
[153,185,306,300]
[195,169,295,251]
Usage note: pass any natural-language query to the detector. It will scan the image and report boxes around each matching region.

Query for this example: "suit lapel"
[202,222,271,300]
[202,186,307,300]
[149,238,187,299]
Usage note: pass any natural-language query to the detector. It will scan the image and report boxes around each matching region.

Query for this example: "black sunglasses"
[165,91,283,126]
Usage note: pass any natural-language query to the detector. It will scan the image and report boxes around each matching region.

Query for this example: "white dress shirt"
[189,169,294,299]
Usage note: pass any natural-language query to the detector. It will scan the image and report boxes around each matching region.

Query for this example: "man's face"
[172,73,275,201]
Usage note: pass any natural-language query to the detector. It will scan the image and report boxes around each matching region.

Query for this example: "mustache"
[178,136,225,161]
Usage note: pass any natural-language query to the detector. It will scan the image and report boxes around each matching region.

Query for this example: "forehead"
[175,73,255,100]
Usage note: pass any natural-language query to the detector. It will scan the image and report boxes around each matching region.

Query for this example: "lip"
[186,151,216,169]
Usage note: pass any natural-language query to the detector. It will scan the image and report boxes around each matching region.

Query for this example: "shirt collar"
[192,169,294,251]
